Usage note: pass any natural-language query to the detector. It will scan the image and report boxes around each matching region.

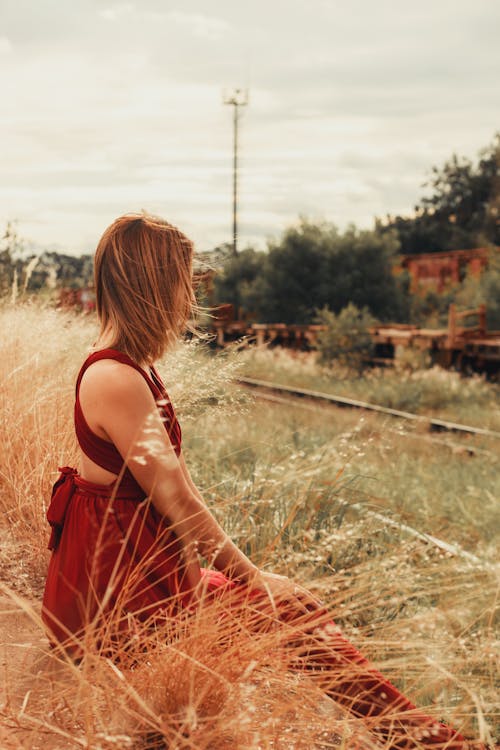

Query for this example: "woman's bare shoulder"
[79,358,152,404]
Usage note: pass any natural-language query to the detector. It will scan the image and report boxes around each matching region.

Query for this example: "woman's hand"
[252,570,323,618]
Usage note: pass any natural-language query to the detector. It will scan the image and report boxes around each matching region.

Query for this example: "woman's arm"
[81,360,321,610]
[81,361,260,584]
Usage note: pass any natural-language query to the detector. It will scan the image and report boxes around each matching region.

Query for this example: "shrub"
[315,304,376,371]
[394,346,432,373]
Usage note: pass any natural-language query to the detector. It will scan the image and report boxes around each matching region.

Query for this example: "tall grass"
[239,347,500,430]
[0,304,498,748]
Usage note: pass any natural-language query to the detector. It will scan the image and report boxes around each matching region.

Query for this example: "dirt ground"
[0,531,69,750]
[0,594,52,748]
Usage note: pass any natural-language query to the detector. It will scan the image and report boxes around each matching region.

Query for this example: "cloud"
[98,3,134,21]
[165,10,230,40]
[0,37,13,54]
[0,0,499,253]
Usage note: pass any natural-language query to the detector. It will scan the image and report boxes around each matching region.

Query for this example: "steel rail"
[240,389,498,457]
[237,382,498,572]
[237,377,500,439]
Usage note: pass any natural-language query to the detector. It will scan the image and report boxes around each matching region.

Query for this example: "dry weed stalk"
[2,582,387,749]
[0,304,498,748]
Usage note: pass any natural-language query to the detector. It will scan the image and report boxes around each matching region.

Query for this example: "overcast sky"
[1,0,499,255]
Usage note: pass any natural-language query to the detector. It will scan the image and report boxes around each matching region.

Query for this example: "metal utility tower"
[223,88,248,256]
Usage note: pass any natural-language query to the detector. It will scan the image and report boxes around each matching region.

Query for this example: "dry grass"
[1,588,375,750]
[0,303,499,749]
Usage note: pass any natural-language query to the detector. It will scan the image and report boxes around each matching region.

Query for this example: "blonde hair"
[94,213,195,363]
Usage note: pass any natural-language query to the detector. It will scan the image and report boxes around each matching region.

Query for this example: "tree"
[380,133,500,253]
[212,246,262,314]
[318,224,407,320]
[0,241,14,298]
[454,247,500,329]
[0,221,95,298]
[0,222,23,298]
[244,221,333,323]
[211,220,409,324]
[46,252,93,289]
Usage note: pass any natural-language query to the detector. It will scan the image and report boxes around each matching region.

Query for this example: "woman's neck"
[91,328,117,353]
[91,331,153,370]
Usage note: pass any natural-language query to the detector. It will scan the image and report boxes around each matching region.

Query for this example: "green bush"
[315,303,376,371]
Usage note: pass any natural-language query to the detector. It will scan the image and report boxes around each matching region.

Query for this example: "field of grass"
[0,304,499,749]
[239,347,500,431]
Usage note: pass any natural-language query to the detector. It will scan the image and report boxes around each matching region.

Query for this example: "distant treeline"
[209,225,500,328]
[379,133,500,254]
[209,134,500,327]
[1,135,499,327]
[0,233,93,297]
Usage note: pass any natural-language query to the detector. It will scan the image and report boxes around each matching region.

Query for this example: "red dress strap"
[74,348,182,481]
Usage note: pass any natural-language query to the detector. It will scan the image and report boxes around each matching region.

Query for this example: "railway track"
[237,376,499,573]
[237,376,500,439]
[236,388,498,457]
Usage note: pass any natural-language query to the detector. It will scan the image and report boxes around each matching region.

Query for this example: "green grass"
[181,390,499,732]
[238,346,500,431]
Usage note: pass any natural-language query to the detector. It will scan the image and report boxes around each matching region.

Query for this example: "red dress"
[42,349,473,748]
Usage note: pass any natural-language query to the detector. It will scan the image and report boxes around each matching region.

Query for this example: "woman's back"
[75,348,182,487]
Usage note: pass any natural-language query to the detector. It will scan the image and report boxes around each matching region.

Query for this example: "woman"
[42,213,484,749]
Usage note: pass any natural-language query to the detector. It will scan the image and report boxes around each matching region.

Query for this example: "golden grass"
[2,586,370,750]
[0,303,499,748]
